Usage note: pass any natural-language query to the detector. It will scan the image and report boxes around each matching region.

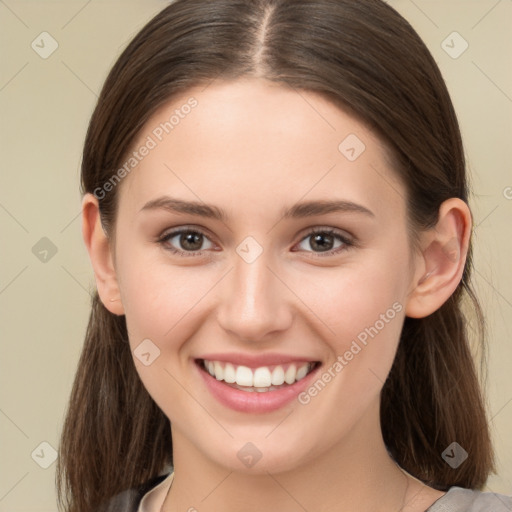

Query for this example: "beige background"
[0,0,511,509]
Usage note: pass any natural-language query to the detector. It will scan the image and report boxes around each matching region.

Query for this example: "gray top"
[426,486,512,511]
[99,473,512,511]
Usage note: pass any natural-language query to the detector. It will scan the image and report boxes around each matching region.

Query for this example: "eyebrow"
[139,196,375,221]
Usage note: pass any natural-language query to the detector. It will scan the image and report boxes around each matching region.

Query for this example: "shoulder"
[428,486,512,512]
[95,474,170,512]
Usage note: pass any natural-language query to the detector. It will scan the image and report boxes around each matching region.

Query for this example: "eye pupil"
[181,232,202,250]
[311,233,333,252]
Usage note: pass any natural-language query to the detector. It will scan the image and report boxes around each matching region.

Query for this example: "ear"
[405,198,472,318]
[81,193,125,316]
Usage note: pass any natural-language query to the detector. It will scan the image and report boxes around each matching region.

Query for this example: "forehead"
[118,78,406,224]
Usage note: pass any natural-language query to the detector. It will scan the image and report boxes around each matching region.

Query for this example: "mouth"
[196,358,321,393]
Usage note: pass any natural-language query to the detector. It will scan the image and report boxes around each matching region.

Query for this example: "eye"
[294,228,354,256]
[158,228,215,257]
[157,226,354,258]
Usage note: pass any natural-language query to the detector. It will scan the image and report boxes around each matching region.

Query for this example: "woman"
[57,0,512,511]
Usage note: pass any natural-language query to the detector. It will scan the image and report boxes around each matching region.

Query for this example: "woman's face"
[110,78,421,473]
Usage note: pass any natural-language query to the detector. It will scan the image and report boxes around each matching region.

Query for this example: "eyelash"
[156,226,355,258]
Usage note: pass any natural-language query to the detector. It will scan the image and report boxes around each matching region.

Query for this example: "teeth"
[214,361,224,381]
[223,363,236,383]
[203,360,314,389]
[253,367,272,387]
[271,366,285,385]
[284,365,297,385]
[296,364,309,381]
[235,366,253,387]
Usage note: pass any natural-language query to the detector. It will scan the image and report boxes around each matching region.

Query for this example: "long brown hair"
[57,1,495,510]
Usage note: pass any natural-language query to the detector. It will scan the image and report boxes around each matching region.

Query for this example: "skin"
[82,78,472,511]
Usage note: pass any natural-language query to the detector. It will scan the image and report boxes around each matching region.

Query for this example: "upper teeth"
[203,360,313,388]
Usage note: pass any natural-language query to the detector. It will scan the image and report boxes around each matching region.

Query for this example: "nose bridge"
[216,245,291,340]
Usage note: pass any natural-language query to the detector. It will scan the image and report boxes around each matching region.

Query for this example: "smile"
[196,357,321,413]
[201,359,317,392]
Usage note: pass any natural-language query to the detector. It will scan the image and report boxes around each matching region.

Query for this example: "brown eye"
[295,228,353,256]
[158,228,214,256]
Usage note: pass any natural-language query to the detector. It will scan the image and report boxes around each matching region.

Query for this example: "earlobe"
[405,198,471,319]
[81,193,125,316]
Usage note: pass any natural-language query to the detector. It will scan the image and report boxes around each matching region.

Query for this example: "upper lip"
[196,353,320,368]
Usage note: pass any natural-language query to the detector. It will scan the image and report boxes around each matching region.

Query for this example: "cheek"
[304,254,408,341]
[115,248,216,418]
[300,249,410,398]
[294,267,407,424]
[120,259,215,345]
[115,243,226,400]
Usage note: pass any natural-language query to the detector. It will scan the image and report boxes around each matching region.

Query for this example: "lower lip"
[196,361,321,413]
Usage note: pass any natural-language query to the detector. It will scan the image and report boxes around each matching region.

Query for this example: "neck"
[162,405,416,512]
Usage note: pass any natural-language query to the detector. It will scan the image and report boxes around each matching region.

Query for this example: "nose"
[215,249,293,342]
